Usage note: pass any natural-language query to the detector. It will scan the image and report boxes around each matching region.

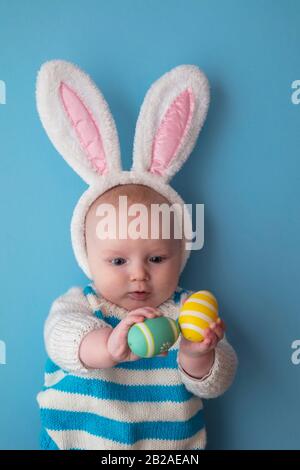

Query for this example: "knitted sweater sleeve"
[176,289,238,399]
[177,335,238,399]
[44,286,112,374]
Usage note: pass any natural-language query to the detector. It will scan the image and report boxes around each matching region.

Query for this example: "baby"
[81,184,226,374]
[35,60,238,450]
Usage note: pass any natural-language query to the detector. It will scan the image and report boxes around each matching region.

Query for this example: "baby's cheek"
[155,279,177,306]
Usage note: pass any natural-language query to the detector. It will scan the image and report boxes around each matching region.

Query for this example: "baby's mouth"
[128,291,150,301]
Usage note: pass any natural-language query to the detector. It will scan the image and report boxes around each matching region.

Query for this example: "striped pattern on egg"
[128,316,180,358]
[178,291,219,342]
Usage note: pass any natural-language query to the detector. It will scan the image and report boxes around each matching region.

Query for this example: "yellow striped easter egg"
[178,291,219,342]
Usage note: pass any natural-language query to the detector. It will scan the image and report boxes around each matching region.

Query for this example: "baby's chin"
[116,293,165,311]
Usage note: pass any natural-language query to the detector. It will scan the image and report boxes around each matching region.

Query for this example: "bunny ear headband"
[36,60,210,279]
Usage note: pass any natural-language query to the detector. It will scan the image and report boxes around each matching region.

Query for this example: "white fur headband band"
[36,60,210,279]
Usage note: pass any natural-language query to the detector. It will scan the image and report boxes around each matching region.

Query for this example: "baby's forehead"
[86,213,180,243]
[86,185,174,224]
[99,236,177,253]
[88,184,170,210]
[84,184,184,246]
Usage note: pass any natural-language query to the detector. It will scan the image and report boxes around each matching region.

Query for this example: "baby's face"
[85,197,183,311]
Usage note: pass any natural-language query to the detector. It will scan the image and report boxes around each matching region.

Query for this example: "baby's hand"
[179,318,226,358]
[107,307,165,363]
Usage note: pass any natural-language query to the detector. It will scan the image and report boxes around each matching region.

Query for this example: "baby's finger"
[216,318,226,331]
[203,327,215,341]
[128,307,155,316]
[132,312,161,323]
[142,310,163,319]
[209,324,224,340]
[123,315,147,327]
[203,336,212,346]
[141,307,163,316]
[203,328,218,345]
[203,332,218,347]
[203,337,213,347]
[124,311,161,329]
[215,326,225,340]
[129,307,160,317]
[209,320,225,340]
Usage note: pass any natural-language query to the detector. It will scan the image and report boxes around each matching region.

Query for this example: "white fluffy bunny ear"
[132,65,210,183]
[36,60,122,185]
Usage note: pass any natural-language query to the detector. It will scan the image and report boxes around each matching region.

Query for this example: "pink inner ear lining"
[59,82,108,175]
[150,87,195,176]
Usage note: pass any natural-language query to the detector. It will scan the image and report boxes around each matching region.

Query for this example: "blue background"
[0,0,299,450]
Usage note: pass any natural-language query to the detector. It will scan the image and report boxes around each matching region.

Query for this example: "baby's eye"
[111,258,127,266]
[149,256,166,263]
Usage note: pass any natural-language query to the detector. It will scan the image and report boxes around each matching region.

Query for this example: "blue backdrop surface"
[0,0,299,449]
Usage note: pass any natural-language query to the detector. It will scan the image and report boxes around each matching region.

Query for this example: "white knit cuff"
[46,312,111,374]
[177,338,238,399]
[177,355,214,382]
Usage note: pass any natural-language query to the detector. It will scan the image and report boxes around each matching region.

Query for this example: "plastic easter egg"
[178,290,219,342]
[128,316,180,358]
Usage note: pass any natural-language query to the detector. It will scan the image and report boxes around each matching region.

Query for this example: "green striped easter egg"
[128,316,180,358]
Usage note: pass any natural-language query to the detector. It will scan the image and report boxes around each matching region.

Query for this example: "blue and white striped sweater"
[37,284,237,450]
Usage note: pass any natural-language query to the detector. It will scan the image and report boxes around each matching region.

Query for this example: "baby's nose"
[130,263,149,281]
